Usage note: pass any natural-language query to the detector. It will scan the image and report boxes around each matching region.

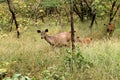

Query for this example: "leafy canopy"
[41,0,61,8]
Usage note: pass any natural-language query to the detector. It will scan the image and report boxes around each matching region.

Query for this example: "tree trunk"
[73,3,83,22]
[109,1,120,23]
[109,1,116,23]
[6,0,20,38]
[70,0,75,52]
[89,9,96,29]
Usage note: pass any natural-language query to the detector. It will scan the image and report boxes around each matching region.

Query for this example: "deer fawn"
[76,36,92,44]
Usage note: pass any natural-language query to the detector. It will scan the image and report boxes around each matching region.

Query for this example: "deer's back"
[53,32,71,45]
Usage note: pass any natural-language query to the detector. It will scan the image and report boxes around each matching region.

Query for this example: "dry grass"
[0,19,120,80]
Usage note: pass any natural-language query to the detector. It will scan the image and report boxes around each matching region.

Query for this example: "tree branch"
[6,0,20,38]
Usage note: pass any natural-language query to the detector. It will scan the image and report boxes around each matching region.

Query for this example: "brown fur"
[76,37,92,44]
[82,37,92,44]
[104,23,115,36]
[37,29,71,47]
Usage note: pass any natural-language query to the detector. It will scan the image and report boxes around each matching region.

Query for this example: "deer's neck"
[44,35,55,46]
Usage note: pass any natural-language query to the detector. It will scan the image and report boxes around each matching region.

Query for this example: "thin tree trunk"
[109,1,116,23]
[73,3,83,22]
[70,0,75,52]
[6,0,20,38]
[89,9,96,29]
[109,1,120,23]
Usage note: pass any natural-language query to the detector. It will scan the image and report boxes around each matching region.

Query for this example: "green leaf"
[0,0,5,3]
[13,73,21,78]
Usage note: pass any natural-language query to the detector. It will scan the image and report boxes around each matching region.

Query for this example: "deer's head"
[37,29,48,39]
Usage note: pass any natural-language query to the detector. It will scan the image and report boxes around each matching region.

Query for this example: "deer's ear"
[76,36,79,38]
[37,30,41,33]
[90,38,92,40]
[104,24,106,26]
[45,29,48,32]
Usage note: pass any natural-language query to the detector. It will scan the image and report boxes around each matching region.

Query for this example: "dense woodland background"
[0,0,120,80]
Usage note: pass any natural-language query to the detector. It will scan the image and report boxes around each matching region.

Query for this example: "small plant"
[64,49,93,72]
[3,73,32,80]
[0,61,33,80]
[42,65,69,80]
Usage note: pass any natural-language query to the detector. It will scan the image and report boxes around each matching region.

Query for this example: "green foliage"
[0,0,5,3]
[41,0,61,8]
[3,73,32,80]
[41,49,93,80]
[0,62,8,78]
[0,3,11,30]
[64,49,93,71]
[42,66,68,80]
[13,0,32,17]
[91,0,120,17]
[0,0,120,31]
[0,61,34,80]
[91,0,108,17]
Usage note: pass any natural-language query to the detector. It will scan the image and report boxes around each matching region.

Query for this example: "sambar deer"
[37,29,72,47]
[104,23,115,37]
[76,36,92,44]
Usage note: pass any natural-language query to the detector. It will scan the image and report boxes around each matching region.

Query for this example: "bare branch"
[6,0,20,38]
[109,1,116,23]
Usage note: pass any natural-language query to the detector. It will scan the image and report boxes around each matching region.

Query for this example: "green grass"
[0,18,120,80]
